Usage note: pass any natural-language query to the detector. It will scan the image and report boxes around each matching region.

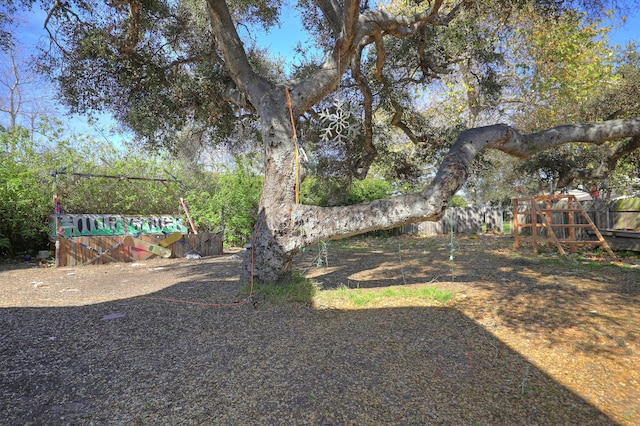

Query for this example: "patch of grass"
[618,250,639,259]
[343,288,377,306]
[541,257,567,267]
[615,262,640,269]
[241,272,318,305]
[578,260,610,270]
[315,284,454,308]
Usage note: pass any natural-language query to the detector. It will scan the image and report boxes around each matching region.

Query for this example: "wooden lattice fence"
[513,195,640,252]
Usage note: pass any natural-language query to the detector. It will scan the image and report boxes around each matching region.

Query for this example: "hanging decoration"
[318,98,360,145]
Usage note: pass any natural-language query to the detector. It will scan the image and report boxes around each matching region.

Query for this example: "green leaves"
[507,6,615,128]
[0,122,269,255]
[0,128,51,256]
[186,159,263,246]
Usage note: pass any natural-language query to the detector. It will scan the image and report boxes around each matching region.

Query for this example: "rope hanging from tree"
[285,88,302,204]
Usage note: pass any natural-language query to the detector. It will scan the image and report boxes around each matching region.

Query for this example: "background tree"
[0,40,57,135]
[504,7,636,194]
[12,0,640,283]
[389,3,626,200]
[186,157,263,246]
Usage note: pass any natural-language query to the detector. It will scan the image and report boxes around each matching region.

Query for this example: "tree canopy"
[4,0,640,283]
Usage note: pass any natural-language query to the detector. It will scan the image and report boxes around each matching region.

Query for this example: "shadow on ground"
[298,236,639,340]
[1,284,615,425]
[2,235,638,424]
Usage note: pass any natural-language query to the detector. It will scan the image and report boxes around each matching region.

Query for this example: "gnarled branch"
[206,0,272,108]
[557,136,640,187]
[350,44,377,179]
[290,118,640,248]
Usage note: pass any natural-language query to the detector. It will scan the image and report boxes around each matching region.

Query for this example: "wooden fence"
[402,206,504,235]
[55,232,223,267]
[516,199,640,238]
[513,196,640,252]
[583,203,640,232]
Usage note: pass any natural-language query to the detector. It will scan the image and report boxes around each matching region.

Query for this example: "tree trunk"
[239,211,297,285]
[239,91,302,285]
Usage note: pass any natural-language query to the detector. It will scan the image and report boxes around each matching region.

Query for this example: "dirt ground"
[1,235,639,425]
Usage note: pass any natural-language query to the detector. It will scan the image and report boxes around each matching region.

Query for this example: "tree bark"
[204,1,640,285]
[241,119,640,285]
[239,89,301,285]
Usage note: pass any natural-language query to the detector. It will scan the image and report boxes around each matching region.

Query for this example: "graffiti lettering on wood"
[52,214,189,237]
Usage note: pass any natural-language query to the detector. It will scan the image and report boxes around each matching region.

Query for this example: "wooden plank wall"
[55,232,224,267]
[403,207,504,235]
[171,232,224,258]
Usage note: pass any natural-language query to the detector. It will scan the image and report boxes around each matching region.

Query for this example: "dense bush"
[346,178,393,204]
[186,160,263,246]
[0,128,52,256]
[301,176,392,206]
[0,124,265,257]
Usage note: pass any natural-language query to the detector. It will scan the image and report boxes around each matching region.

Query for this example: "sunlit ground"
[1,235,638,424]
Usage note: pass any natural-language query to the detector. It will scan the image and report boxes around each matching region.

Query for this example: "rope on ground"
[128,295,250,308]
[250,211,266,296]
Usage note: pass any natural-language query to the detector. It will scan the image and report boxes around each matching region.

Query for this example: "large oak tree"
[9,0,640,284]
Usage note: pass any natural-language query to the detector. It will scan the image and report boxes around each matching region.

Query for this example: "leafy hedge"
[0,126,264,256]
[1,124,408,258]
[0,128,52,256]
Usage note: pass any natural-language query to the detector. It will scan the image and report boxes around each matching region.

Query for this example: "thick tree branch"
[357,1,451,38]
[289,118,640,248]
[107,0,140,54]
[206,0,271,108]
[223,84,255,112]
[556,136,640,187]
[372,33,385,80]
[390,100,431,144]
[341,0,361,47]
[289,0,465,115]
[495,119,640,158]
[314,0,343,34]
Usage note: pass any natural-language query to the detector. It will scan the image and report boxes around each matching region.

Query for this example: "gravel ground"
[1,235,638,425]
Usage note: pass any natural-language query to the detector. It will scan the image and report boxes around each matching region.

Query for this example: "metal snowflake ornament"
[318,98,359,144]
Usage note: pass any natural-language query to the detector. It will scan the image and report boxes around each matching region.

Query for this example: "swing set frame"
[49,169,218,267]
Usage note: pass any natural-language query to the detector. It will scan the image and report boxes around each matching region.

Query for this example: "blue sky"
[252,8,640,63]
[3,5,640,139]
[608,12,640,45]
